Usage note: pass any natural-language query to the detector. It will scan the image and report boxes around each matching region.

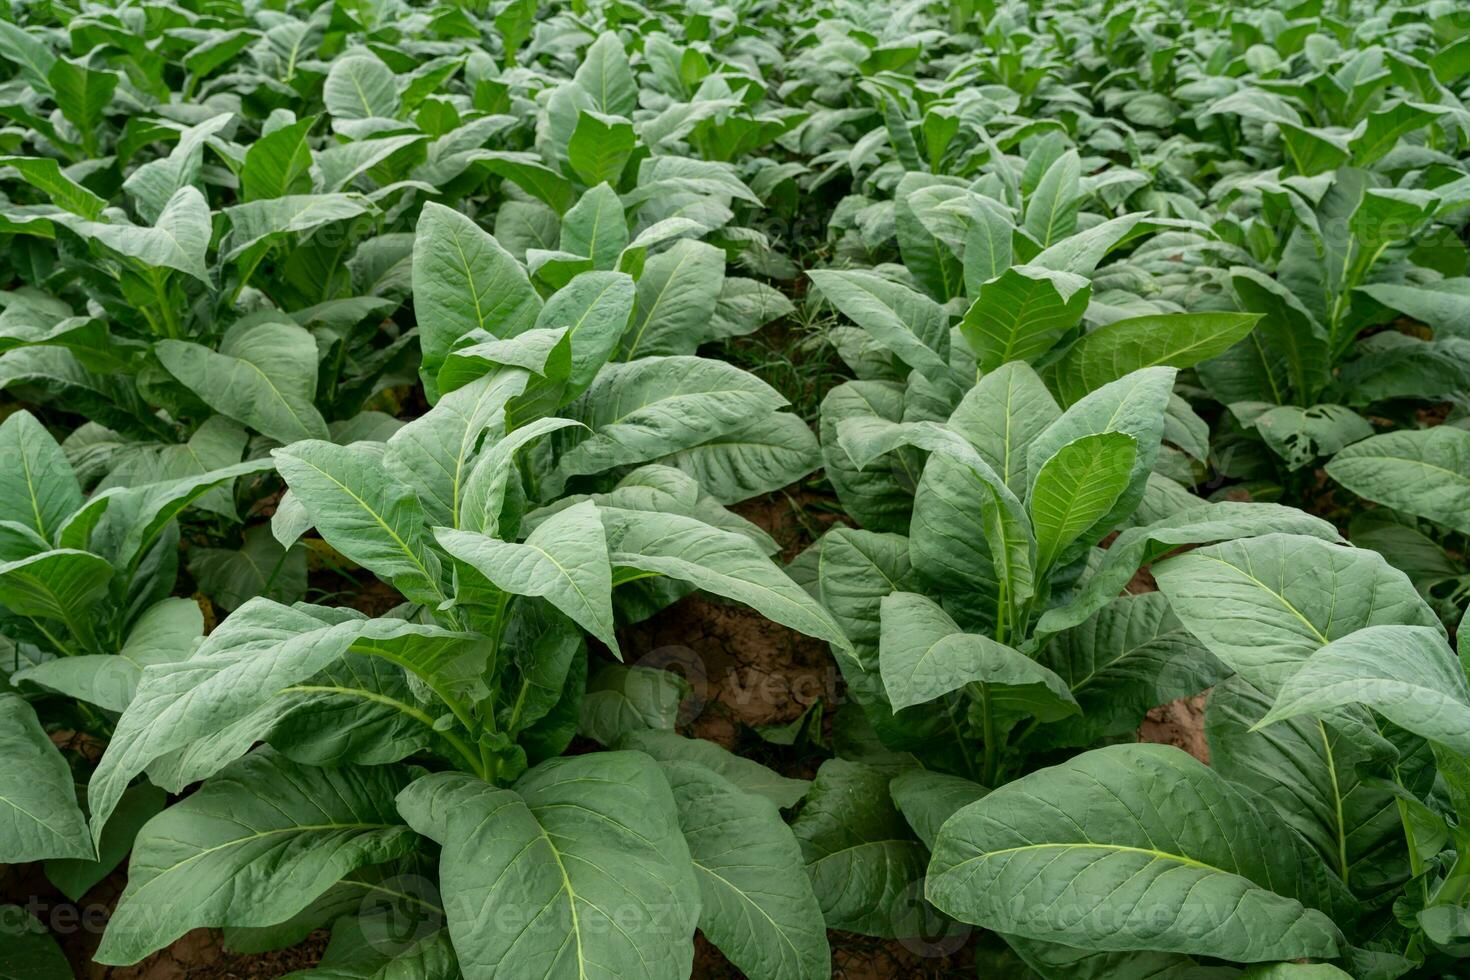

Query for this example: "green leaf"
[600,506,852,653]
[323,55,400,121]
[412,203,542,382]
[0,548,113,622]
[659,412,821,505]
[95,750,415,965]
[660,761,830,980]
[549,356,788,494]
[45,782,166,903]
[1022,150,1081,247]
[273,441,447,606]
[567,111,634,186]
[1326,427,1470,535]
[0,410,81,542]
[959,265,1091,373]
[807,269,954,386]
[16,597,202,710]
[436,500,617,653]
[1209,675,1407,898]
[1034,592,1226,750]
[791,759,926,937]
[54,186,210,282]
[0,694,91,863]
[47,58,116,140]
[0,156,105,218]
[617,729,809,809]
[0,21,55,91]
[579,664,689,745]
[1048,313,1261,407]
[1026,367,1176,542]
[888,769,987,850]
[156,320,329,444]
[574,32,638,117]
[927,743,1347,963]
[1260,624,1470,755]
[0,905,71,980]
[86,602,473,849]
[1256,404,1374,472]
[1027,431,1137,572]
[947,361,1061,496]
[559,184,628,269]
[221,194,377,262]
[619,239,725,358]
[1153,533,1439,696]
[397,752,699,980]
[879,592,1076,716]
[383,370,529,527]
[189,525,307,613]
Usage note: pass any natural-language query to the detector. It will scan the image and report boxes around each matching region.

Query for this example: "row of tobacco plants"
[2,0,1470,977]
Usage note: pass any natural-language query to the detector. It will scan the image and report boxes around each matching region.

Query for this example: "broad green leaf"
[1256,404,1374,472]
[600,505,852,653]
[397,752,699,980]
[156,319,329,444]
[1326,427,1470,535]
[241,115,315,201]
[879,592,1076,715]
[95,750,415,965]
[1209,675,1408,899]
[323,55,400,121]
[47,59,116,142]
[0,548,113,622]
[617,729,809,809]
[86,602,473,847]
[1048,313,1261,407]
[16,596,202,710]
[549,356,787,493]
[54,186,210,281]
[1028,432,1137,571]
[947,361,1061,495]
[559,183,628,269]
[220,193,376,262]
[659,412,820,504]
[959,265,1091,373]
[790,759,926,937]
[574,32,638,117]
[86,458,274,571]
[0,410,81,541]
[1026,367,1175,541]
[578,664,689,745]
[887,769,987,850]
[412,203,542,381]
[661,761,830,980]
[0,156,105,218]
[1154,533,1439,696]
[618,238,725,358]
[927,744,1346,962]
[1034,593,1225,749]
[189,525,307,613]
[0,905,71,980]
[1260,624,1470,755]
[807,269,955,386]
[1022,150,1081,247]
[1034,502,1343,641]
[436,501,617,653]
[383,370,529,527]
[0,694,91,863]
[44,782,166,903]
[273,441,447,606]
[567,110,634,186]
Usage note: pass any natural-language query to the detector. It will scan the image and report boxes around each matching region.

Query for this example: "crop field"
[2,0,1470,977]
